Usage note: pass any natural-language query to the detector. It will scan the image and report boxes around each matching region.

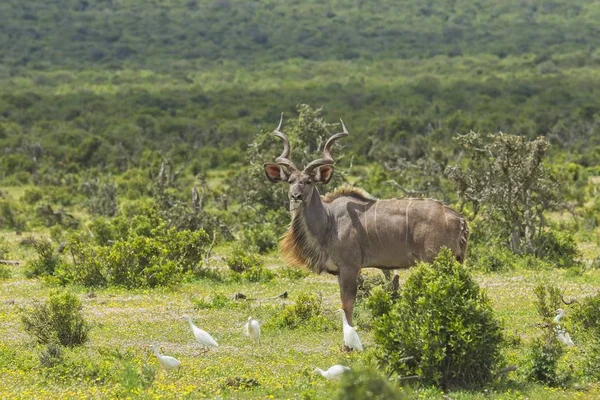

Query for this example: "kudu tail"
[443,205,470,264]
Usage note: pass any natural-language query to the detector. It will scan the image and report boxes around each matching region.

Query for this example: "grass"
[3,247,600,399]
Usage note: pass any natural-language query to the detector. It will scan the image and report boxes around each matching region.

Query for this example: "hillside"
[2,0,599,70]
[1,0,600,179]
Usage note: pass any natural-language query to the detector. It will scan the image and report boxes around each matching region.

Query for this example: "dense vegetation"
[1,0,600,398]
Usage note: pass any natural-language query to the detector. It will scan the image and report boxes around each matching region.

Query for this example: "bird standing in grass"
[181,314,218,350]
[553,308,575,346]
[149,344,181,371]
[556,327,575,346]
[314,364,351,380]
[340,309,363,351]
[244,316,261,345]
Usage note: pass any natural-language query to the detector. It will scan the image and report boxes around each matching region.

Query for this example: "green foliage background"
[1,0,600,184]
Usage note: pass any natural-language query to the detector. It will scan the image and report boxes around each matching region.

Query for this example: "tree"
[446,132,560,254]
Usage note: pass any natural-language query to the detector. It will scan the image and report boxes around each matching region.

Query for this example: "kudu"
[264,116,469,326]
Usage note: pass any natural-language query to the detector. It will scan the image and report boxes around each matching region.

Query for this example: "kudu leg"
[338,268,359,326]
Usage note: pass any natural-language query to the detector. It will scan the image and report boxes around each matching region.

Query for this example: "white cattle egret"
[553,308,566,324]
[340,310,363,351]
[244,316,261,344]
[149,344,181,371]
[181,314,218,350]
[314,364,351,380]
[556,326,575,346]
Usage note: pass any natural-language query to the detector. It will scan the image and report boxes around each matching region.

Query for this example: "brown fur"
[321,185,377,203]
[280,187,470,271]
[279,222,306,269]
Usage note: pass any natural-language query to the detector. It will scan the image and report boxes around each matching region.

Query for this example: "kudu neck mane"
[280,186,375,274]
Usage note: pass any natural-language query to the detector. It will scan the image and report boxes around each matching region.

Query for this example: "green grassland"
[1,249,600,399]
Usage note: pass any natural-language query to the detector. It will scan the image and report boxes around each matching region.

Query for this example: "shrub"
[0,237,8,259]
[226,245,262,273]
[82,178,118,217]
[0,264,10,280]
[0,238,10,279]
[534,229,580,268]
[365,286,393,320]
[526,283,571,386]
[193,293,232,310]
[21,290,91,347]
[21,188,43,204]
[0,198,26,230]
[87,217,115,246]
[39,343,64,368]
[242,224,278,254]
[572,294,600,378]
[241,265,275,282]
[372,249,503,389]
[119,363,156,395]
[66,225,210,288]
[336,366,406,400]
[467,243,516,272]
[447,132,560,255]
[25,239,63,278]
[271,293,335,331]
[526,335,565,386]
[533,283,563,319]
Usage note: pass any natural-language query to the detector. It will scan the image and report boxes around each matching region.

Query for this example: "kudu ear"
[264,163,290,183]
[313,165,334,184]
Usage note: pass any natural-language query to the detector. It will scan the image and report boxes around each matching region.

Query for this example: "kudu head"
[264,114,348,213]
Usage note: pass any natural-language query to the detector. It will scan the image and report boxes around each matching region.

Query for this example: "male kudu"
[264,116,469,326]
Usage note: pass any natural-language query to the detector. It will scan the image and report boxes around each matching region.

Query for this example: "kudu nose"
[291,193,302,201]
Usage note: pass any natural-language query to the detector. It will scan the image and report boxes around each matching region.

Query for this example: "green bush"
[526,283,571,386]
[467,243,516,272]
[226,245,262,273]
[572,294,600,379]
[0,264,10,280]
[372,249,503,389]
[25,239,63,278]
[365,286,393,320]
[242,224,278,254]
[270,293,335,331]
[534,229,580,268]
[526,334,566,386]
[81,178,118,217]
[533,283,563,319]
[241,265,275,283]
[193,293,233,310]
[336,366,406,400]
[21,290,91,347]
[39,343,64,368]
[0,238,10,279]
[0,198,26,230]
[66,225,210,288]
[0,237,8,259]
[87,217,116,246]
[119,363,156,395]
[21,188,43,204]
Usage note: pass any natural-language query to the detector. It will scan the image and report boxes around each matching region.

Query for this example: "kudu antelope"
[263,116,469,326]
